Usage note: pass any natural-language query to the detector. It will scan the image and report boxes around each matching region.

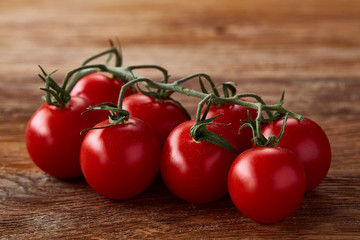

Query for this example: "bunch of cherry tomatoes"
[25,43,331,224]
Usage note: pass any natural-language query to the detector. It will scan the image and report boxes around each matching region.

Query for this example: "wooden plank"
[0,173,359,239]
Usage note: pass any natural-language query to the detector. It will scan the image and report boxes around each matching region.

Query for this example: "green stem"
[61,64,106,92]
[59,63,302,149]
[262,104,303,121]
[210,96,303,121]
[175,73,220,96]
[41,69,67,108]
[53,63,303,124]
[65,68,102,93]
[117,77,211,109]
[126,65,169,83]
[190,93,238,154]
[196,94,214,122]
[236,93,273,118]
[117,77,152,108]
[168,97,191,120]
[38,66,64,93]
[113,68,303,122]
[70,44,123,94]
[81,46,122,67]
[255,104,268,143]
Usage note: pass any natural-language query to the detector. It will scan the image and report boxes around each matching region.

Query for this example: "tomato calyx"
[199,81,238,108]
[190,94,238,154]
[197,75,221,97]
[237,92,304,148]
[38,66,71,108]
[39,64,110,108]
[190,116,239,154]
[38,41,124,109]
[81,102,130,133]
[242,113,290,148]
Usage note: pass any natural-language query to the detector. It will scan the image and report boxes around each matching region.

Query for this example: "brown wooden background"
[1,0,359,239]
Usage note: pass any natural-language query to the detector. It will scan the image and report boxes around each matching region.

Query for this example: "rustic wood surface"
[1,0,359,239]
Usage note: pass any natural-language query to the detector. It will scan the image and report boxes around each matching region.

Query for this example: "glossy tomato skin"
[70,73,132,105]
[228,147,306,224]
[262,117,331,191]
[25,96,104,178]
[80,118,161,200]
[206,103,257,153]
[161,120,238,204]
[122,93,189,145]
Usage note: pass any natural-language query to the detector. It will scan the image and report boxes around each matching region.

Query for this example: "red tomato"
[25,96,104,178]
[122,93,189,145]
[262,117,331,191]
[205,103,257,153]
[70,73,132,105]
[228,147,306,224]
[161,120,238,204]
[80,118,161,200]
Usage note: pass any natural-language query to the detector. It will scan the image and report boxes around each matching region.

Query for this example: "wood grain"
[0,0,359,239]
[1,173,359,239]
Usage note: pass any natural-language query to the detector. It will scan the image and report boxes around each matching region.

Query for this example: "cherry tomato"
[205,103,257,153]
[80,118,161,200]
[70,73,132,105]
[25,96,104,178]
[122,93,189,145]
[161,120,238,204]
[228,147,306,224]
[263,117,331,191]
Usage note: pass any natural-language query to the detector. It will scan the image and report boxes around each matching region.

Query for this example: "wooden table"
[1,0,359,238]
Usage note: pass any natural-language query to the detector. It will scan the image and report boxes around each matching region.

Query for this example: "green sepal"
[137,85,164,100]
[81,39,122,67]
[201,98,213,121]
[80,102,130,134]
[190,117,239,154]
[199,77,209,94]
[221,82,237,98]
[240,113,290,147]
[38,66,65,95]
[40,88,66,108]
[39,67,71,108]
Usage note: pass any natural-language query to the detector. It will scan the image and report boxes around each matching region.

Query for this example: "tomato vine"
[53,60,303,149]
